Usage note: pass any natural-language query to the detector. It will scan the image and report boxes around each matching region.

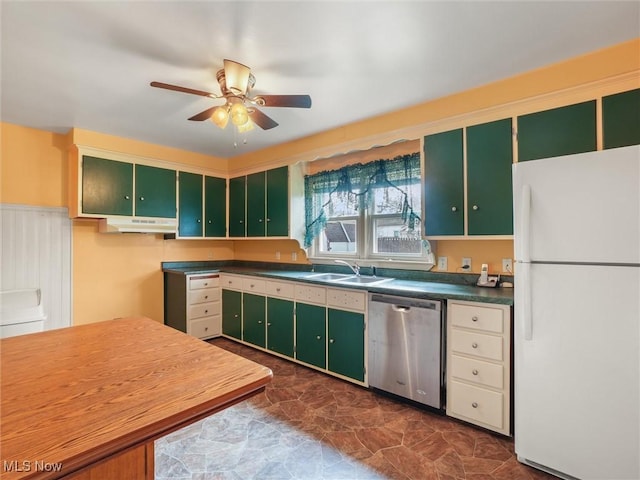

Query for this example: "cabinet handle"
[472,205,479,211]
[197,219,201,223]
[316,335,322,340]
[472,369,479,376]
[204,283,208,286]
[204,310,208,314]
[234,314,239,318]
[205,327,208,331]
[258,218,263,223]
[472,402,478,408]
[208,220,212,224]
[472,316,478,322]
[266,218,271,222]
[276,288,281,292]
[329,338,335,344]
[125,195,130,200]
[267,322,271,326]
[472,342,478,349]
[139,196,145,201]
[239,220,244,224]
[204,295,208,299]
[250,284,254,288]
[258,320,263,324]
[451,206,457,212]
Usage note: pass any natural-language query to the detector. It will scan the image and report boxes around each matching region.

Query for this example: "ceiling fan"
[151,59,312,131]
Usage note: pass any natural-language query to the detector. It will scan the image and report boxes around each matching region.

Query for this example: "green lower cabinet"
[295,303,326,369]
[327,308,365,382]
[266,298,294,357]
[243,293,266,348]
[222,289,242,340]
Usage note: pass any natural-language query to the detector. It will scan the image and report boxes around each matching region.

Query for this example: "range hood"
[98,217,178,234]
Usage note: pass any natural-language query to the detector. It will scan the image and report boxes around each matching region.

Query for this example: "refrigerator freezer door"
[515,263,639,479]
[513,145,640,265]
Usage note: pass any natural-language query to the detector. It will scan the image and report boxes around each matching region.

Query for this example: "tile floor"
[155,338,555,480]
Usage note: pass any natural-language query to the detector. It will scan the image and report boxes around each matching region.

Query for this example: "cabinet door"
[603,88,640,149]
[204,176,227,237]
[228,176,246,237]
[266,166,289,237]
[517,100,596,162]
[423,129,464,236]
[178,172,203,237]
[246,171,266,236]
[135,164,176,218]
[328,308,365,382]
[295,302,326,368]
[243,293,266,347]
[466,118,514,235]
[267,297,294,357]
[82,156,133,216]
[222,289,242,340]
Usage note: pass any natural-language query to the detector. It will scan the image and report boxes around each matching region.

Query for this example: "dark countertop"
[162,261,514,305]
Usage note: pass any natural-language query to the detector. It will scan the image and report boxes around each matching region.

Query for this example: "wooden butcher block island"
[0,317,272,479]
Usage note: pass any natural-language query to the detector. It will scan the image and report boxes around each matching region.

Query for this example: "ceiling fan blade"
[248,108,279,130]
[224,59,251,95]
[256,94,312,108]
[150,81,216,98]
[188,106,218,121]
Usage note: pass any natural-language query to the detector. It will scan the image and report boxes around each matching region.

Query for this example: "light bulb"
[230,102,249,126]
[210,106,229,129]
[236,119,254,133]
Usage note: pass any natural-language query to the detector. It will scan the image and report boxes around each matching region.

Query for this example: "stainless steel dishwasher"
[368,293,443,409]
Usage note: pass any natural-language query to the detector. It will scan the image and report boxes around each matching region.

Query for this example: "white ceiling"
[1,1,638,159]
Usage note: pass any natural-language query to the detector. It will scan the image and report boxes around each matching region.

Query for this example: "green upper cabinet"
[178,172,203,237]
[246,171,266,237]
[228,176,246,237]
[423,129,464,236]
[603,88,640,149]
[295,302,326,369]
[135,164,176,218]
[466,118,514,235]
[517,100,597,161]
[222,289,242,340]
[243,293,266,348]
[266,297,294,358]
[327,308,365,382]
[266,166,289,236]
[82,156,134,216]
[204,176,227,237]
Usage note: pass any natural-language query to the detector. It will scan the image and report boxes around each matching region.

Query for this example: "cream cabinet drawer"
[449,302,504,333]
[243,277,266,294]
[449,380,504,429]
[450,354,504,389]
[326,288,366,312]
[189,288,220,305]
[188,301,221,320]
[265,281,295,299]
[189,275,219,290]
[450,329,503,361]
[188,315,221,339]
[295,284,326,305]
[220,274,243,290]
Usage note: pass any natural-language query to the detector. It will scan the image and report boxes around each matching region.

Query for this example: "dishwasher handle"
[369,293,440,311]
[392,305,411,313]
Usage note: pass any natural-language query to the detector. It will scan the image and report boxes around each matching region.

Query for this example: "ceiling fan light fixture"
[230,102,249,126]
[236,118,254,133]
[210,105,229,129]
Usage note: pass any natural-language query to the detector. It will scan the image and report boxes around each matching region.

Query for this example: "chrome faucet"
[334,259,360,276]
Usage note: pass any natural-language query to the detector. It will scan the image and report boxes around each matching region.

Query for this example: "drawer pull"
[472,342,478,349]
[316,335,321,340]
[204,310,208,314]
[276,288,281,292]
[204,295,208,299]
[472,402,478,408]
[205,327,208,331]
[472,316,479,322]
[472,369,479,375]
[250,284,254,288]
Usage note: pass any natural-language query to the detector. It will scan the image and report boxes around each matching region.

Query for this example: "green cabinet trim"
[603,88,640,149]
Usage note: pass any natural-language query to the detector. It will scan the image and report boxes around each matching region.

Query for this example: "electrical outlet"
[502,258,513,273]
[437,256,448,271]
[461,257,472,270]
[275,251,281,260]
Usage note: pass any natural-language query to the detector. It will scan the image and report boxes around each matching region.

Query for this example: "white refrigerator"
[513,145,640,479]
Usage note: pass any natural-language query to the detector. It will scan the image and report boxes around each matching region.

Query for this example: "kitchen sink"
[304,273,352,281]
[305,272,394,286]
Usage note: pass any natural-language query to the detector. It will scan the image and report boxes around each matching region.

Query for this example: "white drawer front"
[295,285,326,305]
[449,302,504,333]
[188,301,221,320]
[450,354,504,389]
[189,275,219,290]
[189,288,220,305]
[220,274,243,290]
[188,315,221,339]
[450,329,503,361]
[326,288,366,312]
[449,380,504,429]
[265,281,295,299]
[243,277,266,294]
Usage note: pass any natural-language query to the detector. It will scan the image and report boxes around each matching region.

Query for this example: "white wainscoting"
[1,204,72,330]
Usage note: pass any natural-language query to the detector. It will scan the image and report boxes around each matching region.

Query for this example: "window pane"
[373,183,421,215]
[318,220,358,253]
[373,217,423,255]
[324,191,359,217]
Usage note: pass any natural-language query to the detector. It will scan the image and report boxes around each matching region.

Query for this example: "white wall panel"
[1,204,72,330]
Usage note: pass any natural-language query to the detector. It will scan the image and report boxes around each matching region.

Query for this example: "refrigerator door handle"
[518,184,532,262]
[520,262,533,341]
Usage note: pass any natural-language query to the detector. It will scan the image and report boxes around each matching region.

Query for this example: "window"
[304,153,430,263]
